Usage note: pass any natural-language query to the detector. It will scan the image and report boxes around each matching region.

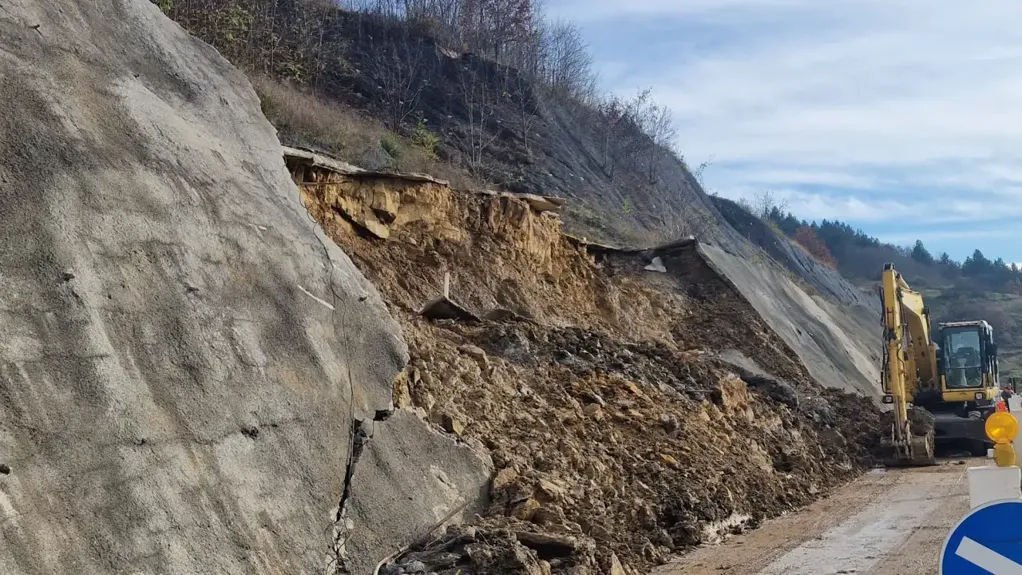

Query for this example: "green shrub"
[410,118,440,160]
[380,137,401,159]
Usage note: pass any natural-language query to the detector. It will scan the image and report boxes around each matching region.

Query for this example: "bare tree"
[501,67,540,155]
[639,100,676,182]
[358,20,432,129]
[607,88,653,176]
[693,156,713,188]
[595,97,625,178]
[751,190,788,221]
[403,0,463,45]
[338,0,397,16]
[449,60,503,170]
[540,20,594,98]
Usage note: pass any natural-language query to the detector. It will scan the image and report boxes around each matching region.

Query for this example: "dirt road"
[654,458,985,575]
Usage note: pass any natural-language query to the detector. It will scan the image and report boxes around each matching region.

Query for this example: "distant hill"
[714,194,1022,377]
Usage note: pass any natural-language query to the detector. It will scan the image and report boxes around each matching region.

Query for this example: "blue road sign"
[941,498,1022,574]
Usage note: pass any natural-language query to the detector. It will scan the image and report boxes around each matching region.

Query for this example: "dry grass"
[250,75,485,190]
[251,75,377,157]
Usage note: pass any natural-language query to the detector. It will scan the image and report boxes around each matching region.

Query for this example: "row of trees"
[914,243,1022,289]
[738,191,1022,291]
[338,0,601,102]
[338,0,682,181]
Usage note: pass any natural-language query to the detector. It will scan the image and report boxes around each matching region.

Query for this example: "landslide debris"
[292,152,883,573]
[878,406,937,438]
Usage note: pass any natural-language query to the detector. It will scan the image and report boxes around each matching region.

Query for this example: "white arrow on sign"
[955,536,1022,574]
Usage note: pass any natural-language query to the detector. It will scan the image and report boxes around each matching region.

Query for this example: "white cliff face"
[0,1,489,573]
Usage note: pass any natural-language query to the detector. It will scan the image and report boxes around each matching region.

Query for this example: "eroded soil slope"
[291,151,882,574]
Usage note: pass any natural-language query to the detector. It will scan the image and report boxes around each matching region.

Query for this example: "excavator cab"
[922,320,1002,453]
[937,321,999,402]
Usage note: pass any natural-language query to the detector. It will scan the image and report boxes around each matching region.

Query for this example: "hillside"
[0,1,919,574]
[152,0,734,250]
[12,0,1015,574]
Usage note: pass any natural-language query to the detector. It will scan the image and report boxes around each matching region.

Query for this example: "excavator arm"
[879,264,936,465]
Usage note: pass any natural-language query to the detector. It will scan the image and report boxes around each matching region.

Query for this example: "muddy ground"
[294,166,883,574]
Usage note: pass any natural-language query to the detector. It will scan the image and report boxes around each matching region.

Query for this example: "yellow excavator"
[879,263,1003,466]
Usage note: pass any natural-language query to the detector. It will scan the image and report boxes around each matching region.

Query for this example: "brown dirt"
[294,164,883,574]
[878,406,936,438]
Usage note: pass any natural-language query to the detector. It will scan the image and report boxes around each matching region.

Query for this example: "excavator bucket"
[878,407,938,467]
[880,429,936,467]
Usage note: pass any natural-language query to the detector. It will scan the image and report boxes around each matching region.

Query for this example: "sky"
[546,0,1022,264]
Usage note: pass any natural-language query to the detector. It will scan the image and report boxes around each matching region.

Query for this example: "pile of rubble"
[377,319,879,573]
[293,161,882,573]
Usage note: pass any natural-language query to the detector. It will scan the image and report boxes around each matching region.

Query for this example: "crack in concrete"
[332,408,394,574]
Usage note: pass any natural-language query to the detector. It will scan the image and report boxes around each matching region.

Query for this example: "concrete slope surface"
[697,244,882,397]
[709,196,878,310]
[0,1,489,574]
[691,197,883,399]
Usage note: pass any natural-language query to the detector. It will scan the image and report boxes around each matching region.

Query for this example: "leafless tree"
[751,190,788,220]
[391,41,430,128]
[637,100,675,181]
[336,0,603,104]
[501,67,540,155]
[450,61,503,169]
[540,20,594,98]
[403,0,463,45]
[606,88,652,174]
[693,156,713,188]
[339,0,402,17]
[595,97,625,178]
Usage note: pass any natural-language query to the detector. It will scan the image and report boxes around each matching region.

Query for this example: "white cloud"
[553,0,1022,248]
[877,229,1018,245]
[549,0,838,21]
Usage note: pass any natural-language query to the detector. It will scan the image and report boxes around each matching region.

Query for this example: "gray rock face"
[0,1,489,574]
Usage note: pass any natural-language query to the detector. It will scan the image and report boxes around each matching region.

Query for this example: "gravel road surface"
[654,458,985,575]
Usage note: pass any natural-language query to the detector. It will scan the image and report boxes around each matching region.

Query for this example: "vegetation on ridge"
[733,191,1022,292]
[155,0,724,247]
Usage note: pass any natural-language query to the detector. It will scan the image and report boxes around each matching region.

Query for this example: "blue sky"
[547,0,1022,264]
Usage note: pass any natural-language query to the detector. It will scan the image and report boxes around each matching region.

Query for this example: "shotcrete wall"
[0,2,489,574]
